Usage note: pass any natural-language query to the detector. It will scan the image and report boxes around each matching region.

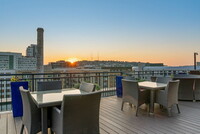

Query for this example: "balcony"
[1,96,200,134]
[1,71,200,134]
[0,70,188,111]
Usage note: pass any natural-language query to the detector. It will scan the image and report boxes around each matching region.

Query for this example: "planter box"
[116,76,123,97]
[11,81,28,117]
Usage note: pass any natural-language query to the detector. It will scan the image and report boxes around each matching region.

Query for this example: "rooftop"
[1,96,200,134]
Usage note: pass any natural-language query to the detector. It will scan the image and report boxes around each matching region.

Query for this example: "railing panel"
[0,72,122,111]
[0,70,190,111]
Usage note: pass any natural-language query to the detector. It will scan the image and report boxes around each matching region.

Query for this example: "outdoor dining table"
[138,81,167,114]
[31,88,87,134]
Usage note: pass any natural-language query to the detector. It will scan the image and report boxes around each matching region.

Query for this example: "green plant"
[74,83,80,89]
[94,83,100,91]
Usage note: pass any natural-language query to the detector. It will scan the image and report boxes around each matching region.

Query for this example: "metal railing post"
[31,74,35,92]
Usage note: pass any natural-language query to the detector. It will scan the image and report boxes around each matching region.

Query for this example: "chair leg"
[176,104,180,114]
[135,106,139,116]
[129,103,132,108]
[167,108,171,116]
[121,101,124,111]
[20,124,24,134]
[160,104,163,109]
[50,129,54,134]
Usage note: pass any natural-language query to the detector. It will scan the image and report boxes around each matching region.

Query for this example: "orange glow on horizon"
[66,58,79,64]
[44,54,194,66]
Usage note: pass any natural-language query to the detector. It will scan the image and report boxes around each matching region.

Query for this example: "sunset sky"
[0,0,200,66]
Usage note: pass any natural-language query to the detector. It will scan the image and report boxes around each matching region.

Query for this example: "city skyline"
[1,0,200,66]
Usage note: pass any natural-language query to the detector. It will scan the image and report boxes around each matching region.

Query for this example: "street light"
[194,52,198,70]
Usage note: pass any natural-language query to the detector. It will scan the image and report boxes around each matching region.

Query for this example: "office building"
[0,52,37,71]
[26,44,37,57]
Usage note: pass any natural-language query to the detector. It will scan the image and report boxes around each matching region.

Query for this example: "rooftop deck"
[1,96,200,134]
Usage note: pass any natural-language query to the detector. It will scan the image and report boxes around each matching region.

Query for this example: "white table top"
[139,81,167,90]
[31,88,87,108]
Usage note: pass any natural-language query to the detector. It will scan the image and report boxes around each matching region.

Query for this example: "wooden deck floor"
[1,96,200,134]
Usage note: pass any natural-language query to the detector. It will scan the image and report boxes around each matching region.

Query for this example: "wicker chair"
[121,79,149,116]
[19,86,41,134]
[194,79,200,100]
[37,81,62,91]
[156,77,172,84]
[51,92,101,134]
[79,82,96,92]
[150,76,157,82]
[124,76,135,80]
[156,80,180,116]
[177,79,194,100]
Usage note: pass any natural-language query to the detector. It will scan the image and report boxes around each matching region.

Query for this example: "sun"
[66,58,79,64]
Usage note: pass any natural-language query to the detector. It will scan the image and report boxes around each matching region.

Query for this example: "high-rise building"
[0,52,37,70]
[17,56,37,70]
[26,44,37,57]
[0,27,44,71]
[0,70,16,98]
[0,52,21,70]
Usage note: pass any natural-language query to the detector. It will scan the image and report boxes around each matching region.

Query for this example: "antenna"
[97,52,99,61]
[91,53,93,61]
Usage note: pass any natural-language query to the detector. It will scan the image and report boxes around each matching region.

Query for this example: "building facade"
[0,52,21,70]
[26,44,37,57]
[0,52,37,71]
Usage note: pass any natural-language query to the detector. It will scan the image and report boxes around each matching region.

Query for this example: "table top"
[31,88,87,108]
[139,81,167,90]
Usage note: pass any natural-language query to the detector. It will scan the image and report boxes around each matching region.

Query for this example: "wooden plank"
[2,96,200,134]
[100,103,172,134]
[99,122,119,134]
[107,97,200,134]
[100,116,135,134]
[100,128,109,134]
[100,107,160,134]
[100,97,199,134]
[14,117,26,134]
[0,114,7,134]
[101,99,173,133]
[7,113,16,134]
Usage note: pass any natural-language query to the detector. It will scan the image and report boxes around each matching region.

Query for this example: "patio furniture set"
[19,81,101,134]
[173,74,200,101]
[121,77,180,116]
[17,75,199,134]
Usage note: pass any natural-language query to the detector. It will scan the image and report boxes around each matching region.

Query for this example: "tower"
[37,28,44,72]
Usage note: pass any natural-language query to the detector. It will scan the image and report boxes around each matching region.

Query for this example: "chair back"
[61,92,101,134]
[37,81,62,91]
[79,82,96,92]
[124,76,135,80]
[122,79,139,104]
[177,79,194,100]
[151,76,157,82]
[194,79,200,100]
[156,77,172,84]
[166,80,180,106]
[19,86,41,133]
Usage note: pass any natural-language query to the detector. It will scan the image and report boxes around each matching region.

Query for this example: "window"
[6,95,10,98]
